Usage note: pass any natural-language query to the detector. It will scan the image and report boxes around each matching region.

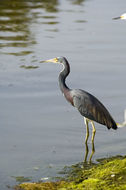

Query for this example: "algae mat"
[15,156,126,190]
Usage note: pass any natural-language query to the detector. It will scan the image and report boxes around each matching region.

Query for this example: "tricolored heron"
[113,13,126,20]
[41,57,117,145]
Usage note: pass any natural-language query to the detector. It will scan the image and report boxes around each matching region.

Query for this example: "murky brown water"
[0,0,126,189]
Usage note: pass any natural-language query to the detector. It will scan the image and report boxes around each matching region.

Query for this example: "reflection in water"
[41,21,59,25]
[84,140,95,163]
[69,0,86,5]
[83,118,96,163]
[20,65,39,69]
[0,0,87,56]
[0,0,59,55]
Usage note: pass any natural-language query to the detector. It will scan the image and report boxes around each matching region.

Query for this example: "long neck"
[58,59,70,93]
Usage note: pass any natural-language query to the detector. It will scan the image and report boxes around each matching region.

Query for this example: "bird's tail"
[111,120,118,130]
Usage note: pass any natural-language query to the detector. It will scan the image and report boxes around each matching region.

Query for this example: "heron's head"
[40,56,66,64]
[113,13,126,20]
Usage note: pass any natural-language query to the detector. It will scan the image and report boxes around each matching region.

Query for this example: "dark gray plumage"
[71,89,117,129]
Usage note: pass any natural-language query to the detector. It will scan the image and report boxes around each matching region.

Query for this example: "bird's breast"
[63,89,74,106]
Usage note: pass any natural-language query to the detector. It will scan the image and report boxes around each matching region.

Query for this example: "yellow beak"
[40,58,58,63]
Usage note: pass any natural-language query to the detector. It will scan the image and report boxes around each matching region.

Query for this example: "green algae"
[15,155,126,190]
[14,181,66,190]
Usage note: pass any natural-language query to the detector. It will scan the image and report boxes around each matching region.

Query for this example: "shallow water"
[0,0,126,189]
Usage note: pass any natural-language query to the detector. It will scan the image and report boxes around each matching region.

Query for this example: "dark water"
[0,0,126,189]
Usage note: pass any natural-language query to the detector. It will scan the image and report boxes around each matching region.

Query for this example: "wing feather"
[72,89,117,129]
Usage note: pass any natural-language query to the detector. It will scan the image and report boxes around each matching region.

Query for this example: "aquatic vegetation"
[15,155,126,190]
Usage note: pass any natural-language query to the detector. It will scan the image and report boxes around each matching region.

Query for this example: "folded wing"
[72,89,117,130]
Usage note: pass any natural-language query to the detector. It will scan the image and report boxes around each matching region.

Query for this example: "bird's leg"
[89,138,95,163]
[91,121,96,143]
[84,139,89,163]
[84,118,89,162]
[87,121,96,163]
[84,118,89,144]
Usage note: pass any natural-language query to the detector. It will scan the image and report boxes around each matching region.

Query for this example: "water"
[0,0,126,189]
